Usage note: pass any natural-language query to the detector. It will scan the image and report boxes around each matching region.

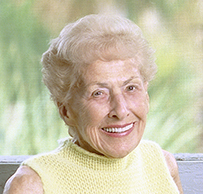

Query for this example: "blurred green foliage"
[0,0,202,155]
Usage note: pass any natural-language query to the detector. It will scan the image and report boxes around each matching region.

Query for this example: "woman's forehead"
[80,59,142,86]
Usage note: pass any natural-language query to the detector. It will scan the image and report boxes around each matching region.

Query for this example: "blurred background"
[0,0,202,155]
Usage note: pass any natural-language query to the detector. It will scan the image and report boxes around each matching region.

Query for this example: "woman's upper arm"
[162,150,183,194]
[3,165,43,194]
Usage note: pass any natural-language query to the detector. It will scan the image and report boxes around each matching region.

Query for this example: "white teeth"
[102,123,133,133]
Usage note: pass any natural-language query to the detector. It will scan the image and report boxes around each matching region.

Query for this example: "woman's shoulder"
[139,140,183,193]
[162,149,177,177]
[3,165,43,194]
[162,149,183,193]
[140,141,179,180]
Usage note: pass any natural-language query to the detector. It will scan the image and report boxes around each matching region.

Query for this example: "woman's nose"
[108,94,129,120]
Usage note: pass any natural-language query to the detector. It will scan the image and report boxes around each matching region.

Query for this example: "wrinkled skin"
[63,59,149,158]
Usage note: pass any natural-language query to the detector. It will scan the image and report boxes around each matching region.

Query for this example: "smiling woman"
[3,14,183,193]
[65,59,149,158]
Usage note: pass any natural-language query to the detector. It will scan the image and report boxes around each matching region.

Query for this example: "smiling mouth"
[102,123,134,133]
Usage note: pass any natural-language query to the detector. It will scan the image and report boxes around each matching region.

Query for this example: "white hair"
[41,14,157,133]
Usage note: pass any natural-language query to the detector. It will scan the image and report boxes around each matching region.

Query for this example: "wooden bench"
[0,154,203,193]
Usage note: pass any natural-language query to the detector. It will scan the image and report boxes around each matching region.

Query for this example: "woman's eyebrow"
[123,76,140,86]
[86,82,108,88]
[86,76,141,88]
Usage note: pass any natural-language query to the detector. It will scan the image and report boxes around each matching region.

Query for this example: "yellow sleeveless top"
[23,139,179,193]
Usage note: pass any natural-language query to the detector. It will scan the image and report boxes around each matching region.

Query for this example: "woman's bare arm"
[3,151,182,194]
[3,165,43,194]
[162,150,183,194]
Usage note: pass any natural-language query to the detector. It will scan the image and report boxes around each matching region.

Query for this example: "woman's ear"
[144,81,148,91]
[57,102,75,126]
[146,92,150,112]
[144,82,150,113]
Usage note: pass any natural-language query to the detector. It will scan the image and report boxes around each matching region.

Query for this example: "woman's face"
[67,59,149,158]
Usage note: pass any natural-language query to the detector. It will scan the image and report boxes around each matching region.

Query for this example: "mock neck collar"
[58,138,140,171]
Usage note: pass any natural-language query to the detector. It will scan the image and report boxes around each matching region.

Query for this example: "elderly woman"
[4,14,183,193]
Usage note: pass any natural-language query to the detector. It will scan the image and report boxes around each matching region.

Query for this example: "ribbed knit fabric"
[23,139,179,194]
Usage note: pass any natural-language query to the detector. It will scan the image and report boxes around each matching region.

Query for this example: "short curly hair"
[41,14,157,106]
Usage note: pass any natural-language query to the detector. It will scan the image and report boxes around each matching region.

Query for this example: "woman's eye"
[127,85,136,91]
[92,90,103,97]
